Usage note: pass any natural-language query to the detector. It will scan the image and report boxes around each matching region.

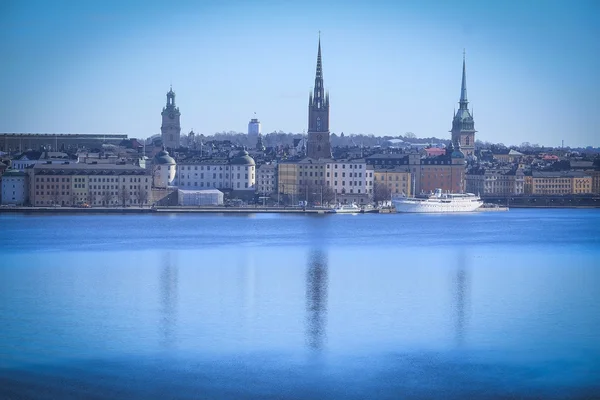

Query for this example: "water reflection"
[452,250,470,347]
[159,252,178,348]
[305,249,328,351]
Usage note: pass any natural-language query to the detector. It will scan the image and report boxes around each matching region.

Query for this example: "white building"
[1,169,28,205]
[153,149,176,189]
[257,163,277,195]
[178,189,223,206]
[175,150,256,193]
[324,159,373,197]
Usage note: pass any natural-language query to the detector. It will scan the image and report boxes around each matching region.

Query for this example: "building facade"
[373,167,412,196]
[174,151,256,193]
[161,87,181,150]
[257,163,277,195]
[306,37,331,160]
[450,53,476,157]
[466,167,525,196]
[531,171,592,195]
[28,164,150,207]
[1,169,28,205]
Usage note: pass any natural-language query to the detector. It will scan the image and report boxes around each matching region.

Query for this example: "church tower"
[450,52,476,157]
[161,87,181,151]
[306,35,331,160]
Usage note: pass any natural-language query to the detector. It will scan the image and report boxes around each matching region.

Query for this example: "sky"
[1,0,599,148]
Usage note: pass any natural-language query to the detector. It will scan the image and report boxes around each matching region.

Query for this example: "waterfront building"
[450,52,476,158]
[174,150,256,194]
[277,161,301,199]
[586,170,600,194]
[160,87,181,150]
[1,169,28,205]
[12,150,76,171]
[0,133,128,153]
[531,171,592,195]
[257,163,277,196]
[466,167,525,196]
[306,36,332,160]
[368,149,466,195]
[28,164,149,207]
[417,142,466,194]
[373,166,412,196]
[153,149,177,189]
[324,159,372,197]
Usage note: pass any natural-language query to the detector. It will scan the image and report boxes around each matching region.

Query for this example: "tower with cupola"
[306,35,331,160]
[161,87,181,150]
[450,52,476,157]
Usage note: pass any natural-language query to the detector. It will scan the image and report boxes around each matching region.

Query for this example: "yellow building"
[29,164,150,206]
[277,162,300,197]
[373,167,412,196]
[531,171,592,195]
[572,175,592,194]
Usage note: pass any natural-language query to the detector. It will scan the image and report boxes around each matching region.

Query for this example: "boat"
[361,204,378,213]
[392,188,483,213]
[330,203,361,214]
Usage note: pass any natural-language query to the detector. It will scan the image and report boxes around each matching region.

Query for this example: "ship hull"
[392,196,483,213]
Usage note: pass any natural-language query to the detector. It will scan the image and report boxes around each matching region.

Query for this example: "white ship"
[392,189,483,213]
[330,203,361,214]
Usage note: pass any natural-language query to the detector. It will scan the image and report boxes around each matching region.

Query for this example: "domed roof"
[154,149,176,165]
[452,149,465,159]
[230,150,255,166]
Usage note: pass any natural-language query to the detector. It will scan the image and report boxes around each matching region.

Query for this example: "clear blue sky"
[1,0,598,147]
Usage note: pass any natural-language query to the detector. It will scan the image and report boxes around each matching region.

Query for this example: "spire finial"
[459,50,468,108]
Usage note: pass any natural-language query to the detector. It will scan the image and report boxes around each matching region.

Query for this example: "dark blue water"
[1,210,599,399]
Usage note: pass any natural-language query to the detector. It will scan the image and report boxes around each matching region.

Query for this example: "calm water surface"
[1,210,599,399]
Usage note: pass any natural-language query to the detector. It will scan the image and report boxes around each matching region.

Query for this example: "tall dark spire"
[459,50,468,109]
[312,32,325,109]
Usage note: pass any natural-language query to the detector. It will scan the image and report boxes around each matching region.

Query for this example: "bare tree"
[51,188,60,206]
[373,182,392,203]
[101,190,113,207]
[119,185,130,207]
[137,185,149,207]
[86,190,94,206]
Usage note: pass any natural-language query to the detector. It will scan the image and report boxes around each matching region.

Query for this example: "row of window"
[179,166,252,171]
[179,173,251,180]
[178,182,251,189]
[35,177,148,183]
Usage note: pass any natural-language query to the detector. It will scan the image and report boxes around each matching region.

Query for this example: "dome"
[154,149,175,165]
[230,150,256,166]
[452,149,465,159]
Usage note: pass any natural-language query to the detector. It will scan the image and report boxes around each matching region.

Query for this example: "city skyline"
[1,0,599,148]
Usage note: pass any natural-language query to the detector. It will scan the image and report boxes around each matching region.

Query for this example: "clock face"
[169,113,175,119]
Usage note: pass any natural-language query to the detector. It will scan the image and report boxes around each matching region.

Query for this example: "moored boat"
[392,189,483,213]
[330,203,361,214]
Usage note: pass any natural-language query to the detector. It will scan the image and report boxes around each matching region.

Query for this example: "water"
[1,210,599,399]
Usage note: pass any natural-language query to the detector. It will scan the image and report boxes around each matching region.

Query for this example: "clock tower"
[450,52,476,157]
[306,36,331,160]
[161,86,181,150]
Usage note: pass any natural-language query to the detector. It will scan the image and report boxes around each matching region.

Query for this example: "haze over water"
[1,210,599,399]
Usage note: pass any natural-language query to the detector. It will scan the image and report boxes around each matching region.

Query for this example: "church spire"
[459,50,468,109]
[311,32,325,109]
